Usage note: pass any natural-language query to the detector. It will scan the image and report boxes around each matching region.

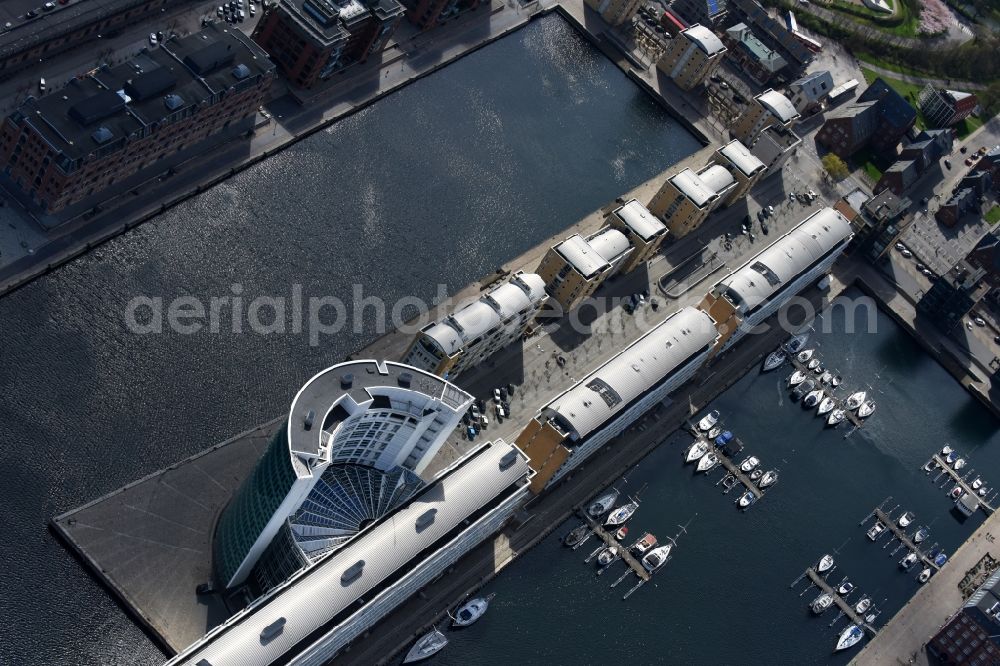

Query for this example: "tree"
[822,153,850,181]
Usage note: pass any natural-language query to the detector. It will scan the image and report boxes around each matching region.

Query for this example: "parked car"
[466,426,477,440]
[237,9,245,20]
[767,205,774,216]
[807,189,816,200]
[757,209,765,223]
[900,249,912,258]
[944,159,952,169]
[493,387,502,402]
[960,146,968,154]
[895,242,906,251]
[965,157,975,167]
[149,32,157,46]
[788,192,795,202]
[250,4,255,15]
[38,77,45,93]
[43,1,56,10]
[480,414,489,429]
[921,268,934,277]
[507,383,515,397]
[719,81,729,90]
[650,298,659,310]
[974,317,986,327]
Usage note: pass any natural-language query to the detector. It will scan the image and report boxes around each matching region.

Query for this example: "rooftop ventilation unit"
[341,560,365,584]
[260,617,286,643]
[499,450,519,470]
[415,508,437,532]
[340,373,354,389]
[398,372,412,388]
[163,94,184,111]
[232,63,251,80]
[91,127,113,145]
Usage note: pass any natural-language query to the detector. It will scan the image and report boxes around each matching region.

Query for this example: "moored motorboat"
[685,440,710,463]
[934,552,948,567]
[738,491,755,509]
[835,625,864,652]
[631,533,657,556]
[855,596,872,614]
[758,470,778,488]
[721,474,738,491]
[739,456,760,473]
[641,543,673,572]
[697,452,719,473]
[898,511,915,528]
[749,468,764,481]
[798,349,815,363]
[813,363,825,375]
[817,396,836,415]
[587,487,620,517]
[827,409,846,426]
[831,374,843,387]
[817,554,835,573]
[953,458,966,471]
[807,358,821,371]
[785,331,811,353]
[403,627,448,663]
[923,459,939,473]
[941,445,953,456]
[945,451,958,464]
[792,379,816,400]
[564,524,589,547]
[867,521,886,541]
[820,370,833,384]
[973,477,983,490]
[707,426,722,439]
[838,581,855,596]
[762,349,787,372]
[979,486,989,497]
[788,370,808,386]
[914,527,930,543]
[698,410,720,431]
[605,500,639,527]
[615,526,629,541]
[899,552,917,570]
[811,592,833,614]
[597,546,618,566]
[845,391,867,410]
[714,430,734,447]
[803,389,823,408]
[451,594,495,627]
[857,400,876,418]
[949,485,964,500]
[918,567,932,583]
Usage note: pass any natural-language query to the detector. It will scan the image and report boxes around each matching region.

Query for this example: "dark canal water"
[431,289,1000,666]
[0,15,700,666]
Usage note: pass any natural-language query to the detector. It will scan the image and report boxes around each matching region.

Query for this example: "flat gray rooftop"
[51,419,279,653]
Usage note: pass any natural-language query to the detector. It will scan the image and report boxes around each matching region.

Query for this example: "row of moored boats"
[809,554,876,653]
[402,593,497,662]
[687,410,776,511]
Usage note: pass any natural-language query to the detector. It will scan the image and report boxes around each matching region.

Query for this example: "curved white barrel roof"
[450,300,501,339]
[757,89,799,123]
[718,140,766,177]
[671,168,718,208]
[423,322,463,356]
[613,199,665,241]
[587,228,631,263]
[716,207,852,313]
[542,307,717,439]
[556,234,611,278]
[699,164,735,194]
[684,25,726,55]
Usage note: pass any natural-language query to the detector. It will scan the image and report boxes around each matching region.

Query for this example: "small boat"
[857,400,876,418]
[564,524,589,547]
[797,349,815,363]
[953,458,966,471]
[827,409,846,426]
[945,451,958,464]
[979,486,989,497]
[587,488,620,517]
[758,470,778,488]
[685,440,709,463]
[949,485,964,500]
[451,594,494,627]
[807,358,821,371]
[641,543,673,572]
[785,331,810,353]
[697,452,719,473]
[698,410,720,431]
[835,625,864,652]
[615,526,629,540]
[749,468,764,481]
[721,474,738,491]
[972,477,983,490]
[923,459,939,473]
[714,430,734,447]
[605,500,638,527]
[597,546,618,566]
[817,554,835,573]
[738,491,755,509]
[855,596,872,614]
[403,627,448,663]
[707,426,722,439]
[792,379,816,400]
[631,533,657,556]
[788,370,808,386]
[762,349,787,372]
[813,363,825,375]
[831,374,843,387]
[899,552,917,570]
[898,511,915,528]
[739,456,760,473]
[845,391,867,410]
[941,445,953,456]
[838,581,855,596]
[918,567,932,583]
[934,552,948,567]
[867,521,886,541]
[811,592,833,614]
[820,370,833,384]
[803,389,823,408]
[914,527,930,544]
[817,396,836,415]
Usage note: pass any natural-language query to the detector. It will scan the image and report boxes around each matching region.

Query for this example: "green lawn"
[823,0,920,37]
[986,205,1000,225]
[852,147,886,181]
[953,114,985,140]
[860,66,985,139]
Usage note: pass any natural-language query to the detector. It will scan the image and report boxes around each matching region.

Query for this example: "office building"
[723,23,786,85]
[606,199,667,273]
[252,0,404,89]
[818,77,917,158]
[699,207,853,352]
[212,360,473,589]
[402,271,548,378]
[875,160,919,196]
[851,189,911,261]
[928,568,1000,664]
[731,89,799,145]
[584,0,643,26]
[725,0,813,75]
[712,139,766,205]
[648,164,736,237]
[918,86,978,128]
[0,23,274,216]
[749,124,801,176]
[670,0,727,27]
[918,260,989,331]
[787,70,833,114]
[173,439,531,666]
[516,306,718,492]
[657,24,727,90]
[536,227,633,312]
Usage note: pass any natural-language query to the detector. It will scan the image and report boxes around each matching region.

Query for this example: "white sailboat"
[739,456,760,473]
[641,543,673,572]
[738,491,756,509]
[820,370,833,384]
[605,500,639,527]
[817,396,836,415]
[698,410,720,431]
[941,445,953,456]
[797,349,815,363]
[914,527,930,543]
[788,369,808,386]
[403,627,448,663]
[697,452,719,472]
[758,470,778,488]
[897,511,915,528]
[953,458,966,471]
[845,391,866,410]
[762,349,787,372]
[811,592,833,614]
[857,400,876,418]
[685,440,710,463]
[597,546,618,566]
[918,568,932,583]
[784,330,811,353]
[803,389,823,408]
[451,594,495,627]
[807,358,821,371]
[835,625,864,652]
[816,554,835,573]
[827,409,846,426]
[855,597,872,614]
[587,487,620,517]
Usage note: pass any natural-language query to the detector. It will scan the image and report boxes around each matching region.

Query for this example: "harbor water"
[430,290,1000,665]
[0,15,699,666]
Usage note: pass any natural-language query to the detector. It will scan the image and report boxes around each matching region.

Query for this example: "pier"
[685,421,764,501]
[786,355,864,429]
[930,455,996,515]
[804,567,878,636]
[871,508,940,571]
[576,509,650,582]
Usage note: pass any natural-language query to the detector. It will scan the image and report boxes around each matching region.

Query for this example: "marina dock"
[804,568,877,636]
[685,421,764,501]
[786,356,864,429]
[870,508,940,571]
[930,455,996,515]
[577,510,650,582]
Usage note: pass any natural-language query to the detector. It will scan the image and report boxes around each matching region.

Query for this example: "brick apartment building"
[0,23,274,215]
[816,78,916,158]
[252,0,404,89]
[0,0,202,79]
[402,0,483,30]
